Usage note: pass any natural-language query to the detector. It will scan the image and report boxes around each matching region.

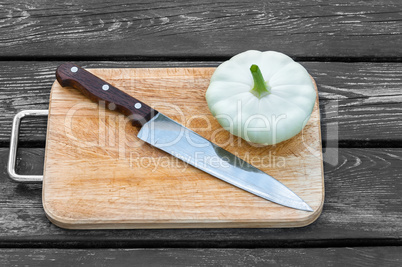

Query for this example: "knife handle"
[56,63,158,126]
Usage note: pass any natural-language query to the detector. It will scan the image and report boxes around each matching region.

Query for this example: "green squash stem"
[250,64,270,98]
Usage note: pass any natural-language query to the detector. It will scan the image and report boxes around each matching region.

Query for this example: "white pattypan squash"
[206,50,316,145]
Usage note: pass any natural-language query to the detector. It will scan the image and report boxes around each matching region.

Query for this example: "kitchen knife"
[56,63,313,212]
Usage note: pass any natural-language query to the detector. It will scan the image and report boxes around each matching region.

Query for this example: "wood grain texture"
[1,147,401,247]
[2,61,402,145]
[43,67,323,229]
[1,1,402,58]
[0,247,401,266]
[0,0,400,256]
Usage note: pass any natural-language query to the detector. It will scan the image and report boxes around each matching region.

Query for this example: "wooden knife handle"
[56,63,158,126]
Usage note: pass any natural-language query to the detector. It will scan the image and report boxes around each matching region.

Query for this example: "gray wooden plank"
[0,247,401,267]
[1,1,402,58]
[0,147,401,247]
[1,61,402,145]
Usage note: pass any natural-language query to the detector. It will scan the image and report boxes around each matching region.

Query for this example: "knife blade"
[56,63,313,212]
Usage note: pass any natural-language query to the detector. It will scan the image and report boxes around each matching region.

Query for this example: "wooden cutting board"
[43,67,324,229]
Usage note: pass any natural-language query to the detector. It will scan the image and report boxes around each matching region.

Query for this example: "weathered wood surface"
[2,61,402,145]
[1,0,401,262]
[1,247,401,266]
[1,147,400,247]
[1,1,402,58]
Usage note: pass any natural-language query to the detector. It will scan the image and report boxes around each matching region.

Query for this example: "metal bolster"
[7,110,48,183]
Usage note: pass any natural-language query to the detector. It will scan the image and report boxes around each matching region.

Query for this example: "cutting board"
[43,67,324,229]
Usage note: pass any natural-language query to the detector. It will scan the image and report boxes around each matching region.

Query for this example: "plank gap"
[0,56,402,63]
[0,238,401,249]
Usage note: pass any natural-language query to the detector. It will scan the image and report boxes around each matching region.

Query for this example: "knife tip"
[300,202,314,212]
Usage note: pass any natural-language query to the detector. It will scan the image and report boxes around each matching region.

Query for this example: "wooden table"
[1,1,401,265]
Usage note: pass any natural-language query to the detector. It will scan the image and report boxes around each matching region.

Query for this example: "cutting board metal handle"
[56,63,158,126]
[8,110,48,183]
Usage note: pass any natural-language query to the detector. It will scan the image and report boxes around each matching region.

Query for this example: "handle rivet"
[134,103,142,109]
[108,103,116,110]
[102,84,109,91]
[71,67,78,73]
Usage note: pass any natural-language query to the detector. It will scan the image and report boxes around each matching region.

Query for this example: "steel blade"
[137,113,313,212]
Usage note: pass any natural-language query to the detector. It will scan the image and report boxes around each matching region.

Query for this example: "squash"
[205,50,316,145]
